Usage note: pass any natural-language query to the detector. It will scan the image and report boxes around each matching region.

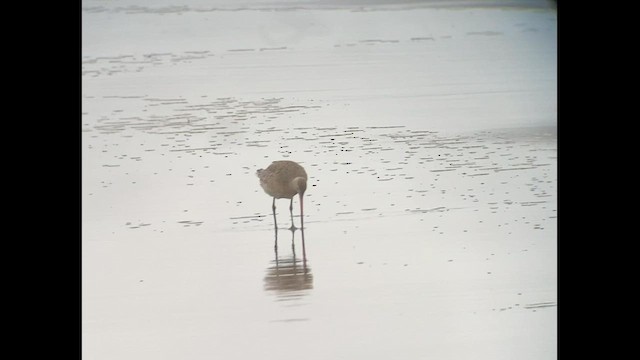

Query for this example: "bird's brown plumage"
[257,160,308,199]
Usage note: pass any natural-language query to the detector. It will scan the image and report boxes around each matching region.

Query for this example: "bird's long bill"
[299,194,304,228]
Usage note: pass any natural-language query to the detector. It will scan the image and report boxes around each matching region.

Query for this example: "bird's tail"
[256,169,263,178]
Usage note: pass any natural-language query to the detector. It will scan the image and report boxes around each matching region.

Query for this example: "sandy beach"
[82,1,557,359]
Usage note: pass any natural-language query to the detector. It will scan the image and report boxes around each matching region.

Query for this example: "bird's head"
[293,177,307,196]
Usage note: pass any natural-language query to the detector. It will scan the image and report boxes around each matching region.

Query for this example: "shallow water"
[82,1,557,359]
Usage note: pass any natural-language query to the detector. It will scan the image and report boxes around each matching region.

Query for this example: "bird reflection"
[264,226,313,294]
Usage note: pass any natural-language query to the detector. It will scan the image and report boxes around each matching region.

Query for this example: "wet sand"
[82,1,557,359]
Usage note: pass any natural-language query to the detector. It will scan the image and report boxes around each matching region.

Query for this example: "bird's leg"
[273,221,279,251]
[289,198,296,230]
[272,197,278,230]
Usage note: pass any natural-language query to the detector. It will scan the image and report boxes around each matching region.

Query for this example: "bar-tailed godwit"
[257,160,307,229]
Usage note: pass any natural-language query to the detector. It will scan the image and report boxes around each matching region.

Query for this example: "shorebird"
[257,160,307,230]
